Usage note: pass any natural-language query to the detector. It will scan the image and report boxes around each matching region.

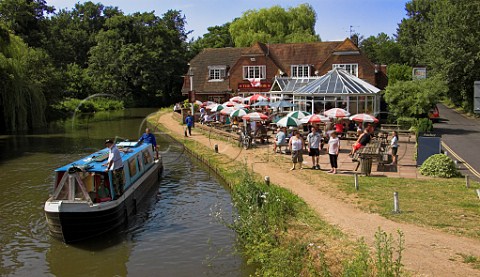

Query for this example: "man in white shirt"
[104,139,124,199]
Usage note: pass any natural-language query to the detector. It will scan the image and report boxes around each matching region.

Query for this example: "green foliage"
[387,64,412,86]
[360,33,404,65]
[397,0,480,112]
[396,117,416,130]
[384,77,447,118]
[88,10,188,105]
[396,0,434,65]
[343,230,404,277]
[416,118,433,134]
[229,4,320,47]
[419,154,461,178]
[374,229,404,277]
[51,97,123,113]
[0,27,48,131]
[0,0,54,47]
[189,22,234,57]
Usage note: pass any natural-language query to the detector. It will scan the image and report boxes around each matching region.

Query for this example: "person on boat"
[104,139,124,200]
[139,128,158,159]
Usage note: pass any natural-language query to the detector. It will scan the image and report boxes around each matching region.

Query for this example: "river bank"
[152,110,480,276]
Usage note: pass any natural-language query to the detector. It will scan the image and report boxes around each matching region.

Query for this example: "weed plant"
[52,97,124,113]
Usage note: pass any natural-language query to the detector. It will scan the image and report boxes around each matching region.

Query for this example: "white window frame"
[291,64,310,78]
[333,63,358,77]
[243,65,266,80]
[208,66,226,82]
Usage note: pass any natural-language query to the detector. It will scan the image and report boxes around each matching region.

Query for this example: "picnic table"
[353,139,390,176]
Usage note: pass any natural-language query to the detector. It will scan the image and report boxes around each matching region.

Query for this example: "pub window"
[291,65,310,78]
[243,65,266,80]
[208,66,226,81]
[333,64,358,77]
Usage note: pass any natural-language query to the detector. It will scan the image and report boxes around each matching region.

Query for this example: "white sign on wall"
[412,67,427,80]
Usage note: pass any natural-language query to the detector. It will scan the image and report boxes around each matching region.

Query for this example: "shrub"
[416,118,433,134]
[396,117,416,130]
[419,154,461,178]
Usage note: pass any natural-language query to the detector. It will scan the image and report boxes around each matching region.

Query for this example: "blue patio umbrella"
[251,100,270,107]
[269,100,295,108]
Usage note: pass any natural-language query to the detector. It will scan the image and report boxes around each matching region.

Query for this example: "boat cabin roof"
[55,141,152,173]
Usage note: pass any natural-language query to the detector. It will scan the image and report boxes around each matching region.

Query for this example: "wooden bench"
[352,140,385,175]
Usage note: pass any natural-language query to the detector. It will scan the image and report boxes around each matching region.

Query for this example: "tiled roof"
[262,41,343,72]
[182,47,245,93]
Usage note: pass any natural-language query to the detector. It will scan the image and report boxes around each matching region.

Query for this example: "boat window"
[138,155,144,171]
[142,150,153,165]
[129,158,137,177]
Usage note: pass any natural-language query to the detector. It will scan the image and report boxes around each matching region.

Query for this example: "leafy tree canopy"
[383,77,447,118]
[189,22,234,57]
[229,4,320,47]
[387,63,412,86]
[0,0,54,47]
[360,33,403,65]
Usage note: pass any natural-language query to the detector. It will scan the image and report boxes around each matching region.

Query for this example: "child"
[327,131,340,174]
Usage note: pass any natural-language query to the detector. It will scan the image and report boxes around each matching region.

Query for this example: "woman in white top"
[327,131,341,174]
[390,131,399,165]
[288,130,304,170]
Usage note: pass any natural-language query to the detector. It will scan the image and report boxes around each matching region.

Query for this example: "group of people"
[273,123,400,174]
[274,126,341,173]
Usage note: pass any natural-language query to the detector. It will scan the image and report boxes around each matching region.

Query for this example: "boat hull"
[45,161,162,243]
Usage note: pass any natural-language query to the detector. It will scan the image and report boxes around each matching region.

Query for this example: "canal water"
[0,108,249,276]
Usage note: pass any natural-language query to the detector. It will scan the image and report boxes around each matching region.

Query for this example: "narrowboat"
[44,141,163,243]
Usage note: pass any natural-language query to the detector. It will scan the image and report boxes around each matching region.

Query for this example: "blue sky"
[46,0,409,41]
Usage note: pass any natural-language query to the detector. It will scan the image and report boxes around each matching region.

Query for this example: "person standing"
[274,127,287,153]
[138,127,158,159]
[390,131,399,165]
[185,112,194,137]
[103,139,124,199]
[307,126,321,169]
[289,131,304,170]
[327,132,340,174]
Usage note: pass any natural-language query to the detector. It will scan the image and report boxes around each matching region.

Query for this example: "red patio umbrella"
[242,112,268,121]
[249,94,268,102]
[324,108,350,118]
[299,114,330,124]
[349,113,379,123]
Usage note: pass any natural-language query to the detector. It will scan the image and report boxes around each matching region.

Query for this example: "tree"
[387,63,412,86]
[88,10,189,106]
[0,25,58,131]
[189,22,234,57]
[229,4,320,47]
[423,0,480,111]
[0,0,54,47]
[360,33,403,65]
[396,0,434,66]
[42,2,122,67]
[383,77,447,118]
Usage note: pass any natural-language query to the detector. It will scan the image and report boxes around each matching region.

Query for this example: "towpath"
[158,112,480,277]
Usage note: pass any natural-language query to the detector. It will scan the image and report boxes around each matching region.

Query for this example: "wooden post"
[264,176,270,186]
[393,191,400,213]
[476,189,480,200]
[465,175,470,188]
[354,173,359,191]
[214,144,218,153]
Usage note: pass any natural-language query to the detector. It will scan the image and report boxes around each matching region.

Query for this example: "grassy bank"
[149,110,406,276]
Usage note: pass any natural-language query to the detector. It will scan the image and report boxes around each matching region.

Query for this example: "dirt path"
[158,113,480,276]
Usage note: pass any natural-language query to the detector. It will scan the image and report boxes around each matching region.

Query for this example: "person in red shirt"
[335,121,344,137]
